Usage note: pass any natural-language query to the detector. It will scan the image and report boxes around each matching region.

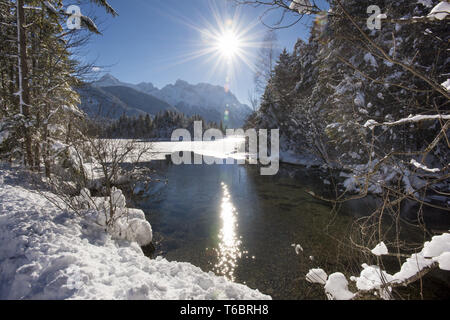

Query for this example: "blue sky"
[81,0,325,104]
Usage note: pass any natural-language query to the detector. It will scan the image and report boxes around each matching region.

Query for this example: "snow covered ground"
[95,138,248,163]
[98,139,323,168]
[0,166,270,300]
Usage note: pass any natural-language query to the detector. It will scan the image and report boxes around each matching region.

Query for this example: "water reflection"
[214,182,242,281]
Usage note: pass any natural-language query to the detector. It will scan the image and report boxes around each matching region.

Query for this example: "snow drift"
[0,167,270,300]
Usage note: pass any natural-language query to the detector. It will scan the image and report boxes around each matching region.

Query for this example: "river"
[129,139,449,300]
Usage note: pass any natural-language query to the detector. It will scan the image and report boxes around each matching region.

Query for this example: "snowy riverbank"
[0,166,270,300]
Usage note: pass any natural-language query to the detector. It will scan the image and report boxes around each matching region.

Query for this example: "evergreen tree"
[247,0,448,167]
[0,0,117,176]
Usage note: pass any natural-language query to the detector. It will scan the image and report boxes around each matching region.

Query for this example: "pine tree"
[0,0,117,175]
[245,0,448,167]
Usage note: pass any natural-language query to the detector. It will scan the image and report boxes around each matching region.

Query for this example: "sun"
[215,30,241,60]
[194,6,261,70]
[154,2,264,97]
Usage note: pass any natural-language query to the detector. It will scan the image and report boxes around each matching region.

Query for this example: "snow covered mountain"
[77,85,147,120]
[92,73,124,87]
[92,74,252,127]
[77,84,177,120]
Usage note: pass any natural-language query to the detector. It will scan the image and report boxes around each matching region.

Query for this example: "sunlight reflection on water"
[214,182,242,281]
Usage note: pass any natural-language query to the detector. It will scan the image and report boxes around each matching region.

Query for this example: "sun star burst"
[215,30,241,60]
[148,1,264,99]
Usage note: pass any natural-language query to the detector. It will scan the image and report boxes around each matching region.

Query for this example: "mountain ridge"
[91,74,252,127]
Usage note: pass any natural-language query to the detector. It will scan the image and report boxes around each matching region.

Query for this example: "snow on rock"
[0,167,270,300]
[306,269,328,285]
[73,187,153,247]
[324,273,355,300]
[371,242,389,256]
[428,1,450,20]
[341,169,385,194]
[339,161,426,196]
[118,209,153,247]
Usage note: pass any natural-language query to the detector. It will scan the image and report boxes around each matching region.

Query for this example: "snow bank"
[73,187,152,246]
[0,167,270,300]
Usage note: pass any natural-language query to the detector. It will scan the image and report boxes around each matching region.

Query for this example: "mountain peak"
[137,82,156,92]
[174,79,189,87]
[94,73,122,87]
[100,73,120,82]
[90,74,251,127]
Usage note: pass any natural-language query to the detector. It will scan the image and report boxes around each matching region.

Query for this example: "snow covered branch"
[364,115,450,130]
[306,233,450,300]
[43,1,101,34]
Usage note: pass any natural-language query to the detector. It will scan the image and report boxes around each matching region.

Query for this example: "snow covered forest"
[0,0,449,301]
[240,0,450,299]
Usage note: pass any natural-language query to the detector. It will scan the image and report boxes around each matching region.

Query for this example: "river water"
[130,139,449,300]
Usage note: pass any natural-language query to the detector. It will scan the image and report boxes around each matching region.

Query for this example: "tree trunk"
[17,0,33,168]
[42,99,51,178]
